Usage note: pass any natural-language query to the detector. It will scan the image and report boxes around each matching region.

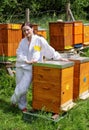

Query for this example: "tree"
[70,0,89,19]
[0,0,89,23]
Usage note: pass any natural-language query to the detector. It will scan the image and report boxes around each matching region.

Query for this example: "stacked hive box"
[33,25,47,39]
[0,24,22,56]
[73,21,83,45]
[49,21,73,51]
[32,60,75,114]
[37,29,47,39]
[83,24,89,45]
[32,24,38,34]
[69,57,89,100]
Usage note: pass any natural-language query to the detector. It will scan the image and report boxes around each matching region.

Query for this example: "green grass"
[59,99,89,130]
[0,67,89,130]
[80,47,89,57]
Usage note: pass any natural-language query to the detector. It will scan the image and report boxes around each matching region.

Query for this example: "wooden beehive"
[36,29,47,39]
[49,21,73,51]
[83,24,89,45]
[32,24,38,34]
[69,57,89,100]
[73,21,83,44]
[32,60,75,114]
[0,23,22,56]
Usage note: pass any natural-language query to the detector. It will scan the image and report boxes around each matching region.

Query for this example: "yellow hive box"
[0,23,22,56]
[73,21,83,44]
[69,56,89,100]
[83,24,89,45]
[37,29,47,39]
[32,60,75,114]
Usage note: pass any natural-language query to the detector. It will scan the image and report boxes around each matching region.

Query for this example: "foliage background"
[0,0,89,23]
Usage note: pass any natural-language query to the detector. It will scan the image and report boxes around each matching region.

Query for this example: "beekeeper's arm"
[41,37,68,61]
[16,41,28,63]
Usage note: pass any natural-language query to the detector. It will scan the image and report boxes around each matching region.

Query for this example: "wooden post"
[66,1,75,21]
[69,8,75,21]
[66,2,70,21]
[25,8,30,22]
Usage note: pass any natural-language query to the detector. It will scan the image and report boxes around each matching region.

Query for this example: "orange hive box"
[49,21,73,51]
[73,21,83,44]
[36,28,47,39]
[69,56,89,100]
[83,24,89,46]
[33,24,38,34]
[32,60,75,114]
[0,23,22,56]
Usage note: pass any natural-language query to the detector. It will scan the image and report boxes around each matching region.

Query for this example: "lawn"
[0,65,89,130]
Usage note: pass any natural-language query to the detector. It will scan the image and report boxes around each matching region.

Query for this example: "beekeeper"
[11,22,68,112]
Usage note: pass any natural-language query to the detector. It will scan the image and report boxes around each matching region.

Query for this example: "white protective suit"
[11,34,62,110]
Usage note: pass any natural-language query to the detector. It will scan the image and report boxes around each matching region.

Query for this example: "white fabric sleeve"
[52,51,62,60]
[41,37,62,60]
[16,42,27,63]
[32,51,41,61]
